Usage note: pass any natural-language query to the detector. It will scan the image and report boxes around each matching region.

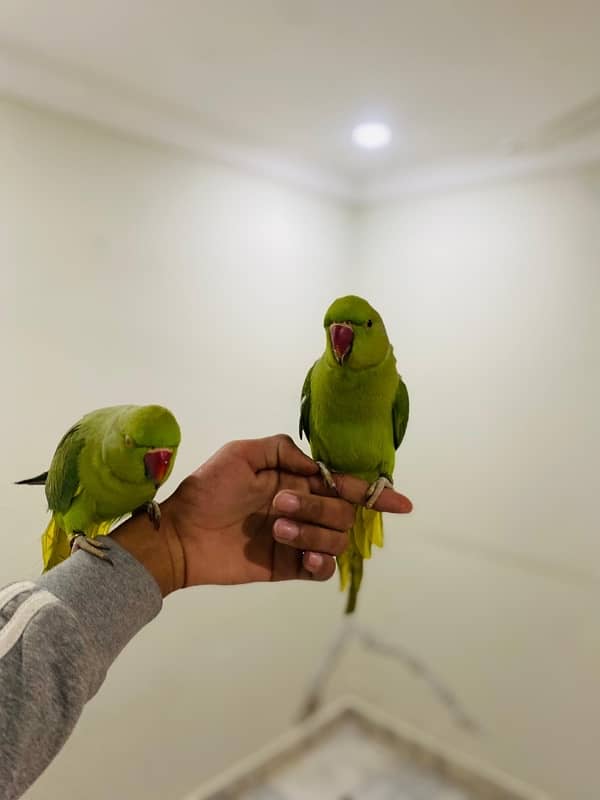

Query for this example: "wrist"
[110,502,186,597]
[161,475,218,587]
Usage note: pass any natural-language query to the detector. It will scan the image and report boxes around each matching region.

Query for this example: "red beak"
[144,448,173,485]
[330,323,354,363]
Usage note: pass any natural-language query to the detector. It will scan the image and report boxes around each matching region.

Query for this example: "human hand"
[161,435,412,589]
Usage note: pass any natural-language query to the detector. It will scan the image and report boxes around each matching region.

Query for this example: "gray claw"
[70,533,113,564]
[316,461,337,492]
[365,476,394,509]
[146,500,161,530]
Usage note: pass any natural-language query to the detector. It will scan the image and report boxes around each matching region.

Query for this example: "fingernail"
[306,552,323,572]
[274,492,300,513]
[274,519,299,542]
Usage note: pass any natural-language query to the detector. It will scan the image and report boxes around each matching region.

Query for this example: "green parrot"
[300,295,409,613]
[17,404,181,571]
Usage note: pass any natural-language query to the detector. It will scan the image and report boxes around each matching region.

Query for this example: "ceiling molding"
[512,93,600,152]
[1,41,600,208]
[0,41,356,204]
[362,133,600,204]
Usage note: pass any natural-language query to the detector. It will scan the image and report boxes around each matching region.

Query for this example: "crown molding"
[0,41,356,204]
[361,133,600,204]
[2,41,600,208]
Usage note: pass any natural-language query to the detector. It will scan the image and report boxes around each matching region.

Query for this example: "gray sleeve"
[0,540,163,800]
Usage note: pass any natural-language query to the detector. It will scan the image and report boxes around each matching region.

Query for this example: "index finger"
[308,472,413,514]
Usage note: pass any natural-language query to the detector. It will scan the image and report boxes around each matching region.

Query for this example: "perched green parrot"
[17,404,181,571]
[300,295,409,613]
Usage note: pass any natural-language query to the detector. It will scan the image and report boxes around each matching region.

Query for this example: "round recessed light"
[352,122,392,150]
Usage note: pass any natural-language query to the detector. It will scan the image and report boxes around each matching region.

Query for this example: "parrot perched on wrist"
[299,295,409,613]
[16,404,181,572]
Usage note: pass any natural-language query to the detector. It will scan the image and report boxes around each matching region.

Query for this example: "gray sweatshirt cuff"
[36,539,162,693]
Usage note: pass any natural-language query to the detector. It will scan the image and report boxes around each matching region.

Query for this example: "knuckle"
[334,474,347,495]
[303,493,323,519]
[271,433,294,451]
[339,502,356,530]
[276,433,294,445]
[293,522,310,547]
[333,532,349,556]
[298,525,320,550]
[303,527,345,557]
[298,523,321,550]
[227,439,246,455]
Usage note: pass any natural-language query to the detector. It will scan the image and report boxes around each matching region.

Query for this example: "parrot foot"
[146,501,161,530]
[316,461,337,492]
[70,533,113,565]
[365,476,394,509]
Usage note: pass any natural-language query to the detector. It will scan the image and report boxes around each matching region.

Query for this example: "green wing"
[392,376,409,450]
[299,362,315,442]
[45,424,86,513]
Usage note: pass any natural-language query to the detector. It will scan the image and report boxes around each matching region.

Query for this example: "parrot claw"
[146,501,161,530]
[70,533,113,565]
[365,476,394,509]
[316,461,337,492]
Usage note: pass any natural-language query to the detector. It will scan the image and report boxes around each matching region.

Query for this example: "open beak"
[144,448,173,486]
[329,323,354,364]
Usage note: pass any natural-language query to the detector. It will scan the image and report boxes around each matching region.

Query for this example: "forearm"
[0,538,162,800]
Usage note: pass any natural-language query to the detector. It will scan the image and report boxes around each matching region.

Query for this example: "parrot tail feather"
[337,506,384,614]
[354,506,384,557]
[369,508,384,549]
[41,518,72,573]
[338,548,351,591]
[15,471,48,486]
[41,518,115,572]
[345,553,363,614]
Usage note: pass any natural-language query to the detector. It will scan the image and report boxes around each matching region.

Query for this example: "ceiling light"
[352,122,392,150]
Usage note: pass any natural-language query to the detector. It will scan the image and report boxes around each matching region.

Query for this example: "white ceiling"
[1,0,600,202]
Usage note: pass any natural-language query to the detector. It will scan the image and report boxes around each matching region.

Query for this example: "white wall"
[340,171,600,800]
[0,97,358,800]
[1,96,599,800]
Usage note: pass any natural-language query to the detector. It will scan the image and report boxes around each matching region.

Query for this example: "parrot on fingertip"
[300,295,409,613]
[16,404,181,571]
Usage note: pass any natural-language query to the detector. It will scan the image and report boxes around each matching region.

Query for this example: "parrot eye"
[366,319,373,328]
[124,434,134,448]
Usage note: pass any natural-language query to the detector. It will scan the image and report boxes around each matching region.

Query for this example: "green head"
[103,405,181,488]
[323,295,390,370]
